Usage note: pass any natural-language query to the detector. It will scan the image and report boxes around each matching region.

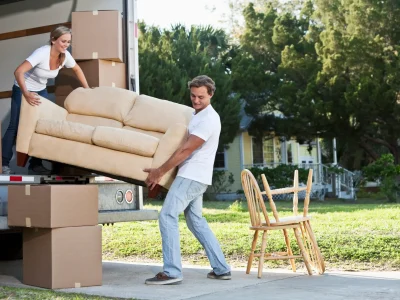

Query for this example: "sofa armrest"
[16,95,68,156]
[152,123,188,188]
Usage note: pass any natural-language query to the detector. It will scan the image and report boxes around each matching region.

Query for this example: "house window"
[263,139,274,163]
[252,138,263,164]
[214,151,226,169]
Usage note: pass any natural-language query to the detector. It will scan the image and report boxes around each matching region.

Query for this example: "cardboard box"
[72,10,124,62]
[0,123,2,173]
[8,185,98,228]
[55,59,126,96]
[23,226,102,289]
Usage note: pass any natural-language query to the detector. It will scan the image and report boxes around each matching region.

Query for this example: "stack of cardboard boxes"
[55,10,126,107]
[8,185,102,289]
[0,123,2,173]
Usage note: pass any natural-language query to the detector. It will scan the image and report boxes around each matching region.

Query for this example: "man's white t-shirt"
[177,104,221,185]
[15,45,76,92]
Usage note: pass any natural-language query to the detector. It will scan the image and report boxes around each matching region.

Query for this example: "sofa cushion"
[123,95,194,133]
[35,119,94,144]
[92,126,159,157]
[64,87,138,122]
[67,114,123,128]
[122,126,164,139]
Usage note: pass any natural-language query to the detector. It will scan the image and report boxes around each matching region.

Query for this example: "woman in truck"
[1,26,90,175]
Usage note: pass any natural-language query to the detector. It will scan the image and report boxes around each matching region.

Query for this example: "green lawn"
[1,199,398,299]
[102,199,400,271]
[0,286,132,300]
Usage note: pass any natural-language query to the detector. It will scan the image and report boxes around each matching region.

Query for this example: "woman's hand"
[24,92,41,106]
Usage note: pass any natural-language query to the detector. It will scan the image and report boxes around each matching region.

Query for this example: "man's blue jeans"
[159,176,231,278]
[1,85,47,167]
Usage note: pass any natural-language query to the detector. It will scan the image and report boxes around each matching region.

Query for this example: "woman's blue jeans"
[1,85,47,167]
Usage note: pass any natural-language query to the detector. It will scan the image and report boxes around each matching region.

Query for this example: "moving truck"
[0,0,158,260]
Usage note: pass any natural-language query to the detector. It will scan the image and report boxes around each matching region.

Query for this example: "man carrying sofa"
[144,75,231,285]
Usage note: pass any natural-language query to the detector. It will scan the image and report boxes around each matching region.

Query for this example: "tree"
[231,0,400,167]
[138,23,241,149]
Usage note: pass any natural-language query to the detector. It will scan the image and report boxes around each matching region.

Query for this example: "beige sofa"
[16,86,194,190]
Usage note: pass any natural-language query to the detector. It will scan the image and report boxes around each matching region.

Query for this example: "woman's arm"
[14,61,41,106]
[71,64,90,88]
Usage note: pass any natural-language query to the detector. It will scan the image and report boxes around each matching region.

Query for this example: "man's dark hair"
[187,75,216,96]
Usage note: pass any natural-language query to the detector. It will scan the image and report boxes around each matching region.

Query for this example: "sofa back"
[123,95,194,133]
[63,87,194,133]
[64,87,137,128]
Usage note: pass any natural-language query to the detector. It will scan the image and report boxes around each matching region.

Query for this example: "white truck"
[0,0,158,260]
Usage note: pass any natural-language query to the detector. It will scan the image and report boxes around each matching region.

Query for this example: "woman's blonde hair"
[49,26,72,68]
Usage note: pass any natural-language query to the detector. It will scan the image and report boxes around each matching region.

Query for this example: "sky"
[137,0,231,30]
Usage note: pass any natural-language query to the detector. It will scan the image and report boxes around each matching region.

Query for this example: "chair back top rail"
[261,169,314,219]
[260,186,308,195]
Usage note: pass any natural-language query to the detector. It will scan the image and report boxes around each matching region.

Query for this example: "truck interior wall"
[0,0,125,173]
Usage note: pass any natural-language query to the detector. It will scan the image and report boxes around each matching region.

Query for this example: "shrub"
[362,154,400,203]
[249,164,309,188]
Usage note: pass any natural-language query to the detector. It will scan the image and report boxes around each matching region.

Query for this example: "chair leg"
[293,227,313,275]
[304,221,325,274]
[258,230,268,279]
[247,230,259,274]
[283,229,296,272]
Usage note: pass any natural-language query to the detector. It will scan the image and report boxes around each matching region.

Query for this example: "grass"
[2,198,398,299]
[0,286,132,300]
[102,198,400,271]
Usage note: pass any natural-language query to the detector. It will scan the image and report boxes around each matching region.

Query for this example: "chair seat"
[270,215,311,226]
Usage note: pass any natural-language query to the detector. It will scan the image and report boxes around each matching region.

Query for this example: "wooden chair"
[241,169,313,278]
[261,169,325,275]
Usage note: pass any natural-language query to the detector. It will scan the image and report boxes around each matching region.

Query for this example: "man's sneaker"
[2,166,14,175]
[145,272,182,285]
[207,271,232,280]
[28,164,51,175]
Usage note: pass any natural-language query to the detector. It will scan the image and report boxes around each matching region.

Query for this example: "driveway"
[1,260,399,299]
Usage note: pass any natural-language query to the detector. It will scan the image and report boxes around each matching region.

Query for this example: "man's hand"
[24,92,41,106]
[143,168,164,190]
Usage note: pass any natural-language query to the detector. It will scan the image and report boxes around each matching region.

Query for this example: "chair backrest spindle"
[293,170,299,216]
[241,169,271,227]
[261,174,280,222]
[303,169,313,217]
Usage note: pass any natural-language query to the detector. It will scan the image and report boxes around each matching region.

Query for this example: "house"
[212,109,322,198]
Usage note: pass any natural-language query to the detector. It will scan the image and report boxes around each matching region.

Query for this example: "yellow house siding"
[243,132,252,165]
[224,134,243,193]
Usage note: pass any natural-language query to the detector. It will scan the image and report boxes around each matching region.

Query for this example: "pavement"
[1,260,400,300]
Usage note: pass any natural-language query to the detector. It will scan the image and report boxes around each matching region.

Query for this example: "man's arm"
[144,134,205,190]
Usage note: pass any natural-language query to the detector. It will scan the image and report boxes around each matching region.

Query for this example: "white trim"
[0,175,35,182]
[317,138,322,164]
[297,143,300,164]
[250,135,254,164]
[282,138,288,164]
